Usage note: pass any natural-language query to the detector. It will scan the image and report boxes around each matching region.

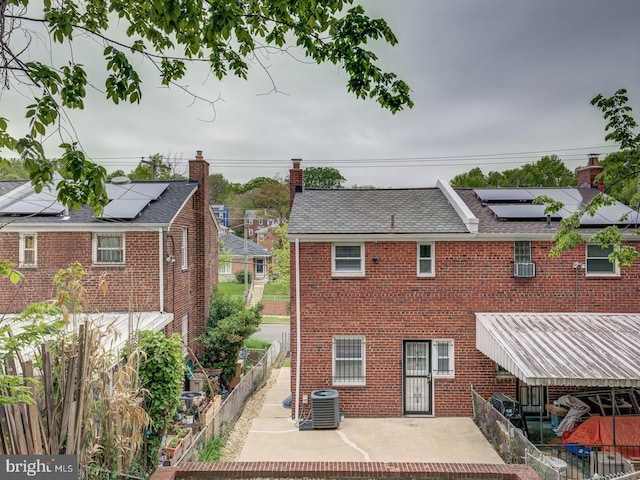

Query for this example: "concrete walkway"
[237,367,504,463]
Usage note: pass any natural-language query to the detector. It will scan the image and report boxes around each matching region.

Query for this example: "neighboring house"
[287,158,640,419]
[211,204,229,228]
[218,231,272,281]
[245,210,278,244]
[0,151,217,355]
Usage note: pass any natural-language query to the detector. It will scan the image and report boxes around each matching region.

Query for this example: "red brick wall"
[0,159,217,355]
[0,230,162,312]
[289,239,640,418]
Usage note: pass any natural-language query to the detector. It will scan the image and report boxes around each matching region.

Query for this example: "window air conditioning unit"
[311,389,340,429]
[514,262,536,278]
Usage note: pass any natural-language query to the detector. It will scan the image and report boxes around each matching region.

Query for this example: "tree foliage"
[252,176,289,222]
[450,155,576,188]
[540,89,640,266]
[197,293,262,386]
[1,0,412,214]
[0,158,29,179]
[270,223,290,290]
[303,166,346,188]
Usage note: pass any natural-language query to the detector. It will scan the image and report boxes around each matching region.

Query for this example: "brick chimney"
[289,158,303,210]
[189,150,211,350]
[576,153,604,191]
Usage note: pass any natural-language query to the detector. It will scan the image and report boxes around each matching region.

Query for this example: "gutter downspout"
[159,228,164,312]
[294,237,301,423]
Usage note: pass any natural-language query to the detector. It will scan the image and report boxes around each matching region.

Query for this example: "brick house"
[218,230,272,281]
[287,158,640,419]
[0,151,217,354]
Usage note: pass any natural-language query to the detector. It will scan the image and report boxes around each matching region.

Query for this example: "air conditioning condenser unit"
[311,389,340,429]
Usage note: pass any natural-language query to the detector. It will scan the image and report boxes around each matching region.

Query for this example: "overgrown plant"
[131,330,185,470]
[197,293,262,387]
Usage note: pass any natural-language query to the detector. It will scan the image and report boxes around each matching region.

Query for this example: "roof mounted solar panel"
[0,189,65,216]
[580,204,640,226]
[473,189,536,203]
[102,198,150,219]
[106,182,169,201]
[488,204,562,220]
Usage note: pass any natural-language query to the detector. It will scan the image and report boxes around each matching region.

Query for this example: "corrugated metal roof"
[476,312,640,387]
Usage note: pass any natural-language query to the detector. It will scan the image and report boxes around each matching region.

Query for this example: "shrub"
[235,269,252,284]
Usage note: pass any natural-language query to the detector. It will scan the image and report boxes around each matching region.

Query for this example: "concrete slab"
[237,367,503,464]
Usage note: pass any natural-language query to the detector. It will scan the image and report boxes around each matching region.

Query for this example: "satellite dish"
[111,176,131,185]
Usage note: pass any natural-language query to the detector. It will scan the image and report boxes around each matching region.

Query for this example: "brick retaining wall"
[151,461,540,480]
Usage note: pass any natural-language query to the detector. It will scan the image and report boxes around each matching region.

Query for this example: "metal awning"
[476,312,640,387]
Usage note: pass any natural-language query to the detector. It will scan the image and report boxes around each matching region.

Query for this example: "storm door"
[403,340,432,414]
[255,259,265,278]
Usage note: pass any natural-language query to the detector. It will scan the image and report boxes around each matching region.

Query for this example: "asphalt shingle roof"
[288,188,468,235]
[221,233,272,257]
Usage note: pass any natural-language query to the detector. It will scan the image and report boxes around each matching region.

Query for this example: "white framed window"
[259,218,263,226]
[93,233,125,264]
[332,243,365,277]
[249,229,254,236]
[249,218,254,225]
[586,244,618,276]
[332,336,365,386]
[19,233,37,267]
[258,234,264,242]
[218,261,232,274]
[432,340,454,378]
[513,241,535,277]
[181,315,189,354]
[181,227,188,270]
[417,243,434,276]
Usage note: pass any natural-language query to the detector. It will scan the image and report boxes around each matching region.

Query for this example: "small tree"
[197,294,262,387]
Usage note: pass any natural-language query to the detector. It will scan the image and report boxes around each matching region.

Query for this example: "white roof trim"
[437,179,479,233]
[476,312,640,387]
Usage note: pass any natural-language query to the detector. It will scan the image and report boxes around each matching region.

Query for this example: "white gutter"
[437,179,479,233]
[294,237,301,423]
[159,228,164,312]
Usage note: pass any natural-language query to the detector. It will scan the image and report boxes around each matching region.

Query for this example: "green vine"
[133,331,185,470]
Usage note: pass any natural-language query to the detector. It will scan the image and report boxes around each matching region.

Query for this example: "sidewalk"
[237,367,504,463]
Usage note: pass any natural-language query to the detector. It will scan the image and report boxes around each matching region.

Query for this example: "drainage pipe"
[294,237,301,423]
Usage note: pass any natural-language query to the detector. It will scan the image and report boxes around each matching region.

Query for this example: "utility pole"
[244,211,249,301]
[141,156,171,180]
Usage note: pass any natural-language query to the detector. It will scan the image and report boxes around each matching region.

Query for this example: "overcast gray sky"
[3,0,640,187]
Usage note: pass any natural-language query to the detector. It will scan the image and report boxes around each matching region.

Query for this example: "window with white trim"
[181,227,188,270]
[513,241,535,277]
[432,340,454,378]
[218,261,232,274]
[333,336,365,385]
[93,233,125,264]
[332,243,364,276]
[586,244,618,275]
[417,243,434,276]
[19,233,37,267]
[182,315,189,354]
